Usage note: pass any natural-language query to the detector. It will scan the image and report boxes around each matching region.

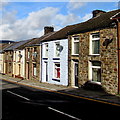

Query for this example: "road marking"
[3,79,120,107]
[48,107,82,120]
[7,90,30,101]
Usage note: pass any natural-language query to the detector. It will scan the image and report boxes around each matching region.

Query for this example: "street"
[1,79,120,120]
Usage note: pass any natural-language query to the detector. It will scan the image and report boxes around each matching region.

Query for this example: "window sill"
[53,58,60,60]
[90,81,101,85]
[71,54,79,56]
[42,58,48,60]
[89,54,100,56]
[52,78,60,82]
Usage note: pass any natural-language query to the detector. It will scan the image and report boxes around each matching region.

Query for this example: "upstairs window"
[72,36,79,55]
[32,47,37,59]
[45,43,48,58]
[90,32,100,55]
[55,42,60,57]
[27,48,30,59]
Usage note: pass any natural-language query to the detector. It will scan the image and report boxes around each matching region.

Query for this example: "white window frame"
[89,61,101,84]
[43,43,48,58]
[53,62,60,79]
[72,36,79,55]
[89,32,100,55]
[54,42,60,58]
[33,63,37,76]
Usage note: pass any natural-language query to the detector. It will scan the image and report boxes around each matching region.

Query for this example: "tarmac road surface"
[1,79,120,120]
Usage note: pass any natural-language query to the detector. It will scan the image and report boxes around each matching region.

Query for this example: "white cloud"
[81,13,92,22]
[0,6,83,41]
[67,0,86,11]
[1,7,60,40]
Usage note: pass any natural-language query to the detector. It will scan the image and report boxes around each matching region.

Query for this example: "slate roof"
[68,9,120,35]
[4,40,30,51]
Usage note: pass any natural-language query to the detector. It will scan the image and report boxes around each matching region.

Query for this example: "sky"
[0,0,120,41]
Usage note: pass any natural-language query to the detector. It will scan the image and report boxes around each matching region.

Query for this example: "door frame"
[72,60,79,88]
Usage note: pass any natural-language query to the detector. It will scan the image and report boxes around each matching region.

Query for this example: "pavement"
[1,74,120,106]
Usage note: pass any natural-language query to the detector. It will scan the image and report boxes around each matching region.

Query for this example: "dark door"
[74,62,78,87]
[45,62,48,82]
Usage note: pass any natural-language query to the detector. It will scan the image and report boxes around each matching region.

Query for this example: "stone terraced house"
[68,9,120,94]
[1,9,120,95]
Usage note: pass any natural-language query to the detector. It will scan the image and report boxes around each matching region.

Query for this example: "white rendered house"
[41,39,68,86]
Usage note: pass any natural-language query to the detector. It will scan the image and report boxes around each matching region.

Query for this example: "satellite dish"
[56,45,63,52]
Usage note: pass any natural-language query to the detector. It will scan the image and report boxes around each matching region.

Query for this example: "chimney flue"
[44,26,54,35]
[92,10,106,18]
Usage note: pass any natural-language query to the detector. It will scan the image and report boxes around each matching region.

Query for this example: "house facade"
[25,43,41,81]
[13,49,25,79]
[68,9,120,94]
[41,39,68,86]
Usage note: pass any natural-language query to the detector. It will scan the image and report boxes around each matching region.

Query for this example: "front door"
[45,62,48,82]
[74,62,79,87]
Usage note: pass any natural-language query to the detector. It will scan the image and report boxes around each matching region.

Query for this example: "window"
[33,63,37,76]
[27,48,30,59]
[44,43,48,58]
[32,47,37,59]
[72,36,79,55]
[89,61,101,83]
[54,63,60,79]
[90,33,100,55]
[55,42,60,57]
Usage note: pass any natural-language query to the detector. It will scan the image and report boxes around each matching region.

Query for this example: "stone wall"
[69,27,118,94]
[25,46,40,81]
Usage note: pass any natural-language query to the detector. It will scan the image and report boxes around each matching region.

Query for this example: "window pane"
[92,68,101,82]
[74,42,79,54]
[55,63,60,78]
[56,43,60,57]
[92,40,100,54]
[92,61,101,66]
[92,33,100,38]
[33,64,37,76]
[45,44,48,57]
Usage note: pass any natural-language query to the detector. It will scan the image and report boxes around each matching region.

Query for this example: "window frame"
[89,61,101,84]
[43,43,48,58]
[89,32,100,55]
[32,63,37,76]
[54,42,60,58]
[72,36,79,55]
[53,62,60,80]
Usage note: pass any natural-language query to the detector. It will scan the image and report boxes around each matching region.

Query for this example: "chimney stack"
[92,10,106,18]
[44,26,54,35]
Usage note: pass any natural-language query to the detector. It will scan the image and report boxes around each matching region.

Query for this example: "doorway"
[74,62,79,87]
[45,62,48,82]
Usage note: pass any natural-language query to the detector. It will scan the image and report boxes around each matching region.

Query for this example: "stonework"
[25,46,40,82]
[69,27,119,94]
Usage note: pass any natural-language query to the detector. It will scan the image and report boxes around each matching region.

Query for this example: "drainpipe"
[117,20,120,94]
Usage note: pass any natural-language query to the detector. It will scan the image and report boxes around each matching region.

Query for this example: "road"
[1,79,120,120]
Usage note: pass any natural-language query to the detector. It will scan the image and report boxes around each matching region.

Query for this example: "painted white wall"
[41,39,68,86]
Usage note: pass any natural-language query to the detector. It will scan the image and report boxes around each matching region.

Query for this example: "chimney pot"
[92,10,106,18]
[44,26,54,35]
